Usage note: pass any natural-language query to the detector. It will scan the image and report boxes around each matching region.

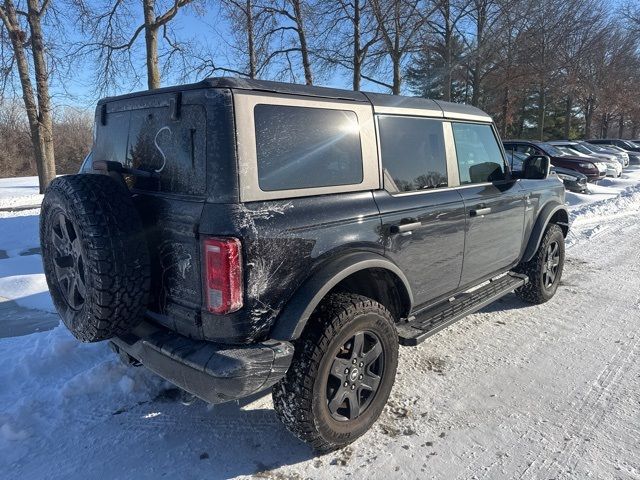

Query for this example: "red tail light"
[203,237,243,314]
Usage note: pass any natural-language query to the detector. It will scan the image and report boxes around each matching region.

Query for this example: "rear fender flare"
[522,202,569,262]
[269,252,413,341]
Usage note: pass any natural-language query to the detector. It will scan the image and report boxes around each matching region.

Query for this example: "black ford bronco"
[40,78,568,452]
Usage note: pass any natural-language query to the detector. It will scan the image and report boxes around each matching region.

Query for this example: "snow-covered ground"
[1,172,639,479]
[0,176,43,211]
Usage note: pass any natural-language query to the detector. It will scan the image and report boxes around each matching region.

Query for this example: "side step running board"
[397,272,528,346]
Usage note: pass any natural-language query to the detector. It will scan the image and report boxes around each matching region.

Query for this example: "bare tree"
[261,0,314,85]
[464,0,500,107]
[369,0,425,94]
[74,0,195,91]
[427,0,470,101]
[212,0,280,79]
[0,0,56,192]
[315,0,381,91]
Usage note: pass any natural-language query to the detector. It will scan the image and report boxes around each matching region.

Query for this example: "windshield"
[539,143,565,156]
[571,144,593,155]
[556,146,576,156]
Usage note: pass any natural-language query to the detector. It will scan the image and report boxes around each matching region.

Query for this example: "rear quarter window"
[254,104,363,191]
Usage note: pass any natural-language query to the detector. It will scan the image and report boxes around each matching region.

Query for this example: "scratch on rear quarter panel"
[158,240,193,314]
[234,202,294,332]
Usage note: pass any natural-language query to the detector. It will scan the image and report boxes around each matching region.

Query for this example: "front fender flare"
[522,202,569,263]
[269,252,413,341]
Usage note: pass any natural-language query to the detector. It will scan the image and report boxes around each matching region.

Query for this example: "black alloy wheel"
[326,331,385,421]
[542,240,560,289]
[51,212,87,310]
[272,293,399,452]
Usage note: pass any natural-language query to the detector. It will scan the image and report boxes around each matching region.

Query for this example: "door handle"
[470,207,492,217]
[390,221,422,234]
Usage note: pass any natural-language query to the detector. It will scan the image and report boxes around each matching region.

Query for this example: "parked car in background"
[592,143,640,165]
[584,143,630,167]
[552,145,621,177]
[587,139,640,164]
[549,140,628,167]
[506,150,588,193]
[503,140,606,182]
[587,138,640,152]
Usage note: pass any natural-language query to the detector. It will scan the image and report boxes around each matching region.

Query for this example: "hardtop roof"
[97,77,492,122]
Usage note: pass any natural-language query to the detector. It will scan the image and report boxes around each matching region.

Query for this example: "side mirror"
[522,155,550,180]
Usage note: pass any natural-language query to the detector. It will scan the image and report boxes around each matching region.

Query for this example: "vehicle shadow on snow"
[478,292,530,313]
[104,387,316,479]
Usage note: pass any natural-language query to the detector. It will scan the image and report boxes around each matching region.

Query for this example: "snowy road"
[1,174,639,479]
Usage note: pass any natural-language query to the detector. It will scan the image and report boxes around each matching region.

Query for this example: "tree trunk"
[563,96,572,139]
[501,86,510,137]
[246,0,256,78]
[471,1,486,107]
[517,99,526,137]
[600,113,609,138]
[352,0,361,91]
[584,98,593,138]
[27,0,55,190]
[2,0,55,192]
[443,0,452,102]
[618,114,624,138]
[392,55,401,95]
[537,83,545,140]
[292,0,312,85]
[143,0,161,89]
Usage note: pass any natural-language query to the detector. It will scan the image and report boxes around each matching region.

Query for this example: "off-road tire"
[514,224,565,304]
[272,293,398,453]
[40,174,150,342]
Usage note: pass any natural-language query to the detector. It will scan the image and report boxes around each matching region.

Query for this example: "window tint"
[254,104,363,191]
[452,123,506,184]
[378,116,447,193]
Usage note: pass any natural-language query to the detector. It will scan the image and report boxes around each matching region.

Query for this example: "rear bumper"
[111,321,294,404]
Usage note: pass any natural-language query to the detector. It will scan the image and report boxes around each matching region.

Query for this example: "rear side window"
[254,104,363,191]
[452,123,506,184]
[94,104,207,196]
[377,116,448,193]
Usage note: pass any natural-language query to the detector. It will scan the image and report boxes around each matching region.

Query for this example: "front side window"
[254,104,363,191]
[378,116,448,193]
[452,123,506,184]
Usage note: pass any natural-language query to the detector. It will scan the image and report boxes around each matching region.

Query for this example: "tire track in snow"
[455,213,640,480]
[522,325,639,479]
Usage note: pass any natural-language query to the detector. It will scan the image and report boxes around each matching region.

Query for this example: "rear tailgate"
[92,90,215,338]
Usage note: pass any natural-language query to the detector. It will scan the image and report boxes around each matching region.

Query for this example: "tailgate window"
[128,105,206,195]
[94,104,207,196]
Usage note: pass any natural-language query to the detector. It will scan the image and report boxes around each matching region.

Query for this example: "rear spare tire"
[40,174,150,342]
